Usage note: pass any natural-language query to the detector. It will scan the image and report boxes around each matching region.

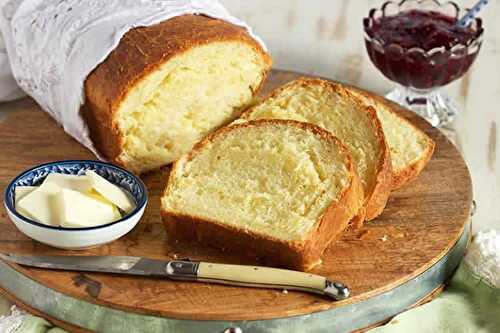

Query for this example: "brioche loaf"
[345,88,435,189]
[84,15,272,174]
[240,78,392,221]
[161,119,364,271]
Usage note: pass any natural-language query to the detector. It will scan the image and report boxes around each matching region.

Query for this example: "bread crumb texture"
[244,81,380,197]
[116,41,268,173]
[162,122,351,241]
[349,91,430,174]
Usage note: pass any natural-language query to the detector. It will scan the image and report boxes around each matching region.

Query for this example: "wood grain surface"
[0,70,472,321]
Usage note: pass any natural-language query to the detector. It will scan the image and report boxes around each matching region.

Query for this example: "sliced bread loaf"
[84,15,271,174]
[161,119,364,271]
[345,88,435,189]
[240,78,392,221]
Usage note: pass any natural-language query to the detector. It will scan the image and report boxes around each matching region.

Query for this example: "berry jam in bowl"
[364,0,483,127]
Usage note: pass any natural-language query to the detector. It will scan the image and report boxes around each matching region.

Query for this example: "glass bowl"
[364,0,483,127]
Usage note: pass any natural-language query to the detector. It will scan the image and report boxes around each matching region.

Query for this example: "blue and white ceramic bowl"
[3,160,148,250]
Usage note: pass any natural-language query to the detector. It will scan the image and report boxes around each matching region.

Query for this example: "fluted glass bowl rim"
[363,0,484,57]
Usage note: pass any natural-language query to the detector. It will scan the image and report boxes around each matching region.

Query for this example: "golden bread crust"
[390,146,434,189]
[345,87,435,190]
[83,14,272,168]
[161,119,364,271]
[240,77,393,221]
[346,101,392,221]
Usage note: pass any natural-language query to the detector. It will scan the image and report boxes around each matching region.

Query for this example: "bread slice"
[346,88,435,189]
[84,15,272,174]
[161,119,364,271]
[240,78,392,221]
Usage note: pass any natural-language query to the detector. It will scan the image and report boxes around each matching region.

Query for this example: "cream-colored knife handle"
[165,260,349,300]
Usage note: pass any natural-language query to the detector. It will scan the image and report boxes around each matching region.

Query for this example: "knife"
[0,253,349,300]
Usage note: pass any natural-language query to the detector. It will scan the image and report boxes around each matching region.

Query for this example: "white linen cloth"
[0,31,24,101]
[0,0,266,158]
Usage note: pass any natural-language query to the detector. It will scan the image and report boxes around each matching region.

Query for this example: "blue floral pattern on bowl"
[4,160,148,231]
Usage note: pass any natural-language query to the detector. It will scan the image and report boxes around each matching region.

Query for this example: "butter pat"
[56,188,122,228]
[15,186,37,202]
[16,183,61,225]
[15,171,132,228]
[41,173,93,193]
[86,170,135,213]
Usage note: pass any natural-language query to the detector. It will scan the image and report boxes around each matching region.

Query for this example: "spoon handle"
[457,0,488,28]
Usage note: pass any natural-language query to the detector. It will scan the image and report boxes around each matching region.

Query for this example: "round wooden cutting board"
[0,70,472,333]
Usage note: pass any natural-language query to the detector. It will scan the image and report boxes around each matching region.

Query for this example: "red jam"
[364,10,482,89]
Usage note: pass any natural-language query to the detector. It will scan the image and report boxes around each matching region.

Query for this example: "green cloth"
[369,263,500,333]
[16,316,67,333]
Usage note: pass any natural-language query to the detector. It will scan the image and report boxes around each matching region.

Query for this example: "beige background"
[0,0,498,319]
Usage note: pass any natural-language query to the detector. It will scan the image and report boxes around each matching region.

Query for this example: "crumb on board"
[172,254,178,259]
[381,235,388,242]
[357,229,370,240]
[282,289,288,294]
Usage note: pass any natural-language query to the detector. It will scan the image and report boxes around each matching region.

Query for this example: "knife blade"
[0,253,350,300]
